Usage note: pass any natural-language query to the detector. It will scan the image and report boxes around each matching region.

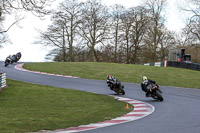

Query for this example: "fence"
[144,61,165,67]
[0,73,6,90]
[144,61,200,71]
[167,61,200,71]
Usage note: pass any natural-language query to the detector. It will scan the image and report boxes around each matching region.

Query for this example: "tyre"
[155,91,163,101]
[121,89,125,95]
[119,86,125,95]
[5,62,8,67]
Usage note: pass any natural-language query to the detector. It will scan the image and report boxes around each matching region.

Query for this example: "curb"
[37,96,155,133]
[14,63,155,133]
[14,64,79,79]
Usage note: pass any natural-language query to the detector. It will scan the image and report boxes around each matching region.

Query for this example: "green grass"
[0,79,131,133]
[23,62,200,89]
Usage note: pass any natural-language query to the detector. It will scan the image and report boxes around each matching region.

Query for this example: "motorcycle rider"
[106,75,125,95]
[107,75,117,90]
[16,52,22,59]
[141,76,156,97]
[11,52,22,63]
[15,52,22,62]
[11,54,16,63]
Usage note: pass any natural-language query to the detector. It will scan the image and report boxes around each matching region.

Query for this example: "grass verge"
[0,79,131,133]
[23,62,200,89]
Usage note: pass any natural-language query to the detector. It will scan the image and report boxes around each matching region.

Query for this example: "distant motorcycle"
[148,84,163,101]
[4,55,12,67]
[10,55,19,64]
[106,75,125,95]
[4,52,21,67]
[11,52,21,64]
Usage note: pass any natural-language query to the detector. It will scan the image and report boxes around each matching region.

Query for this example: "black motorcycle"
[106,75,125,95]
[5,52,21,67]
[11,54,20,64]
[148,84,163,101]
[5,55,12,67]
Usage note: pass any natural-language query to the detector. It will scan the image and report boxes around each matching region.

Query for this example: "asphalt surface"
[1,62,200,133]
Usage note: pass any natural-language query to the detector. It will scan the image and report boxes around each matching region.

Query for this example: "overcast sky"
[0,0,187,62]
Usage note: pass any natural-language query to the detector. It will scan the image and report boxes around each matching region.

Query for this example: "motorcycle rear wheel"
[116,88,125,95]
[5,62,8,67]
[155,91,163,101]
[121,89,125,95]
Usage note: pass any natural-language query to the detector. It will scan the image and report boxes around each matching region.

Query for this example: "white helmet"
[142,76,147,81]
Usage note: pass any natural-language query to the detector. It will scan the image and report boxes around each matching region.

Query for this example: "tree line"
[39,0,175,64]
[40,0,200,64]
[0,0,199,63]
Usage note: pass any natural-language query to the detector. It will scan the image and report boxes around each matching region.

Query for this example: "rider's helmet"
[107,75,112,80]
[142,76,147,81]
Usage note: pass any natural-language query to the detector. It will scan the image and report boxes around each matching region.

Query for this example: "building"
[168,48,191,62]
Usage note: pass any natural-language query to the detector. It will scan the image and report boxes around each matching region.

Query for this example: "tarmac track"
[0,62,200,133]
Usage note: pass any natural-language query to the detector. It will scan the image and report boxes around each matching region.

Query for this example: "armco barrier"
[0,73,6,90]
[167,61,200,71]
[144,61,200,71]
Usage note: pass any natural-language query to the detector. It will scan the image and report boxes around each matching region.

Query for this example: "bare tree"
[0,0,52,47]
[159,29,176,60]
[181,0,200,19]
[181,0,200,45]
[38,11,68,61]
[109,4,125,62]
[179,0,200,63]
[120,9,134,64]
[1,0,51,16]
[142,0,167,62]
[181,20,200,46]
[56,0,82,62]
[79,0,110,62]
[38,0,82,62]
[129,6,149,64]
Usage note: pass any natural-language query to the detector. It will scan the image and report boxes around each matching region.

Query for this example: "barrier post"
[164,60,167,67]
[0,73,6,91]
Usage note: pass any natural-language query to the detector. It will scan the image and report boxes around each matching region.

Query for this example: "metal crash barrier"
[167,61,200,71]
[144,61,200,71]
[0,73,6,90]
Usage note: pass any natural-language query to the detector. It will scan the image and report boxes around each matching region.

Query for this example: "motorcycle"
[106,75,125,95]
[148,84,163,101]
[15,52,21,63]
[4,55,12,67]
[5,52,21,67]
[11,54,20,64]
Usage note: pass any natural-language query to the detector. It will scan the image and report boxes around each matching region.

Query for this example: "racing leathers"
[141,79,156,97]
[107,75,118,90]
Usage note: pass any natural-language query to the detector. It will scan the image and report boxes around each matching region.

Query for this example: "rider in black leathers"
[12,52,22,63]
[107,75,117,90]
[16,52,22,59]
[141,76,156,97]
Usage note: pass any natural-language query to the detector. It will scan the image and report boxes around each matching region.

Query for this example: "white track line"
[14,63,79,78]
